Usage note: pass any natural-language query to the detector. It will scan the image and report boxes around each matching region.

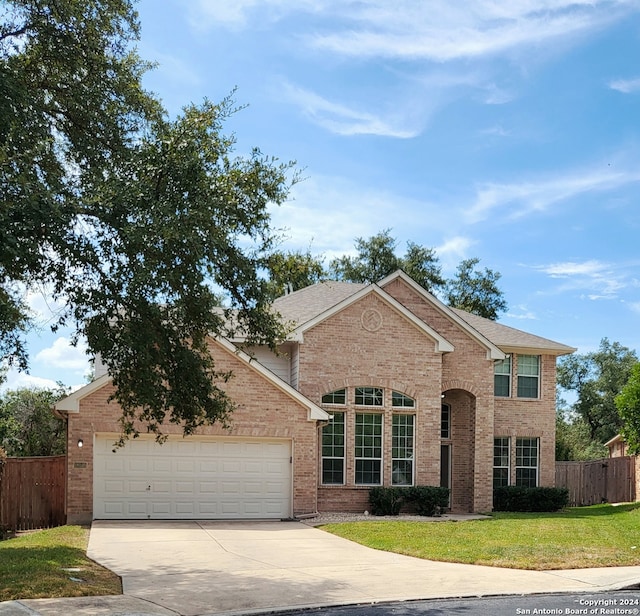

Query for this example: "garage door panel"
[94,436,291,520]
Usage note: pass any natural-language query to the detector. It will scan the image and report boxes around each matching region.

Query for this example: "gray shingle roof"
[273,279,575,356]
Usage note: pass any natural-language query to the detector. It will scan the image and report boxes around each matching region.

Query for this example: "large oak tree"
[1,1,293,440]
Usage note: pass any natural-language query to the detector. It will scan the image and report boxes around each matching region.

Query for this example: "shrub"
[368,486,406,516]
[368,485,450,516]
[407,486,450,516]
[493,486,569,512]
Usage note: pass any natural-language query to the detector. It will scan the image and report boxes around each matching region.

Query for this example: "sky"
[4,0,640,391]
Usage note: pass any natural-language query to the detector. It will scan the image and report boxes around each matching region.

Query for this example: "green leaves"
[616,362,640,455]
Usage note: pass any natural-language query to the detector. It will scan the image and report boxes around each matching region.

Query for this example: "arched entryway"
[441,387,477,513]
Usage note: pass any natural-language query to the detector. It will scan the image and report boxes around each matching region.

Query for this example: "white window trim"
[392,414,415,486]
[354,412,383,485]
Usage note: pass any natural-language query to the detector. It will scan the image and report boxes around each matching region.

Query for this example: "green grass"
[0,526,121,601]
[320,503,640,570]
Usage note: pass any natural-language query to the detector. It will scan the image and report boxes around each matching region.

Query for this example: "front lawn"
[320,503,640,570]
[0,526,121,601]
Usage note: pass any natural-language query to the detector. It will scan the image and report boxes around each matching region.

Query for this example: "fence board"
[0,456,66,533]
[556,456,635,507]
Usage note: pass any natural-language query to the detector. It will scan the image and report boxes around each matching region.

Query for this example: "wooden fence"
[556,456,636,507]
[0,456,66,533]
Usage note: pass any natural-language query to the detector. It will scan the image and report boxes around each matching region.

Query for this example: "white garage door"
[93,435,292,520]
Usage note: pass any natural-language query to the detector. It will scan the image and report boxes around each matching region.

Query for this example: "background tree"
[265,249,326,298]
[0,386,68,456]
[1,2,294,440]
[557,338,637,444]
[328,229,446,294]
[615,362,640,455]
[444,258,507,320]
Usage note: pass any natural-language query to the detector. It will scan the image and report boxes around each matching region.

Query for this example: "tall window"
[355,387,383,406]
[516,437,539,487]
[321,413,345,484]
[322,389,346,405]
[493,437,510,487]
[494,356,511,397]
[355,413,382,484]
[392,415,414,485]
[517,355,540,398]
[441,403,450,439]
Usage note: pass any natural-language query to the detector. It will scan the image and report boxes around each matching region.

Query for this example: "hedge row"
[493,486,569,512]
[368,486,450,516]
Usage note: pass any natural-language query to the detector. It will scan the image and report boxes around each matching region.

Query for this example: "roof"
[273,281,367,325]
[55,337,329,422]
[451,308,576,356]
[273,272,575,357]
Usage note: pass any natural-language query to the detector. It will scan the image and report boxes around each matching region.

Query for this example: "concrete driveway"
[6,519,640,616]
[84,520,640,616]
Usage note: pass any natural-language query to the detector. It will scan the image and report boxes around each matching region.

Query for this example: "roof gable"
[378,270,505,360]
[288,283,454,353]
[55,339,329,421]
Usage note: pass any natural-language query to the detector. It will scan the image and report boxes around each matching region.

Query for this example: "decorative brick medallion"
[361,308,383,332]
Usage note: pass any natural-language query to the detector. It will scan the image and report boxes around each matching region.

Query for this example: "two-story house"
[56,270,574,523]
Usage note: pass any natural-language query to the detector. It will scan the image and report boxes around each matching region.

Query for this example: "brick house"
[56,270,574,523]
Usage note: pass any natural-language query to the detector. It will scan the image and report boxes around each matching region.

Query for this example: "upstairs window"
[392,391,415,408]
[494,356,511,397]
[322,389,346,405]
[355,387,383,406]
[517,355,540,398]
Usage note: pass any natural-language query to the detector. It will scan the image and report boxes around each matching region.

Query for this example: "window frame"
[493,437,510,488]
[354,412,383,485]
[494,355,512,397]
[392,414,415,486]
[354,387,384,407]
[321,412,345,485]
[391,391,415,409]
[517,355,540,399]
[321,388,346,405]
[441,403,451,439]
[515,437,539,487]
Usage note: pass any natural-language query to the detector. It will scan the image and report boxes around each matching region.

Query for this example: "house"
[55,270,575,524]
[605,434,640,499]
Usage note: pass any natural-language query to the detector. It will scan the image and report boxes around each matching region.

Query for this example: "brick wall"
[66,339,320,523]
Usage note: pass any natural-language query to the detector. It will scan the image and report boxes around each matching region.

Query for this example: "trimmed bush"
[368,486,406,516]
[407,486,450,516]
[368,485,450,516]
[493,486,569,512]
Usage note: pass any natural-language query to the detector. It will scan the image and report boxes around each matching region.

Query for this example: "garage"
[93,434,292,520]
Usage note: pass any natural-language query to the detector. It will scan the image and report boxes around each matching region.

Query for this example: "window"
[355,413,382,484]
[494,356,511,397]
[392,391,415,408]
[322,388,346,405]
[321,413,345,484]
[392,415,414,485]
[355,387,383,406]
[516,437,539,487]
[441,403,450,439]
[493,437,510,487]
[517,355,540,398]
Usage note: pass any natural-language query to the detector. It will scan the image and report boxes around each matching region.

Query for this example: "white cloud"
[192,1,632,62]
[532,260,629,299]
[34,337,89,373]
[279,82,422,138]
[0,371,61,392]
[435,236,475,271]
[465,166,640,223]
[609,77,640,93]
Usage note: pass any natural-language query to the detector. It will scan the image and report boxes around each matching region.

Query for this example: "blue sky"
[5,0,640,391]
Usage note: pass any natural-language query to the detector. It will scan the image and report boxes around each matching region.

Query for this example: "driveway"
[77,520,640,616]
